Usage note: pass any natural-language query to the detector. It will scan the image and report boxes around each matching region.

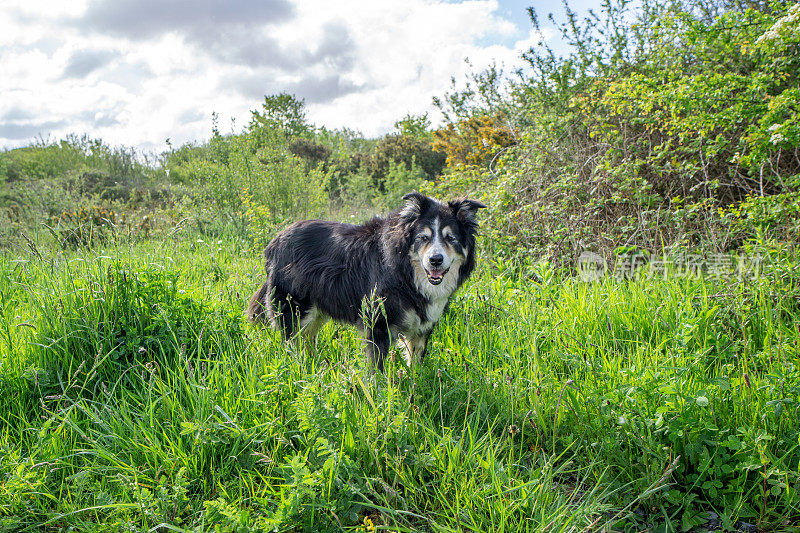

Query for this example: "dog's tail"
[247,281,271,323]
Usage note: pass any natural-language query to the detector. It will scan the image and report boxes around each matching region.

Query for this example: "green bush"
[428,1,800,263]
[164,107,329,234]
[367,133,445,185]
[53,205,118,248]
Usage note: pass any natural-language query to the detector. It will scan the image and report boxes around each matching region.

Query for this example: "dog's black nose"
[430,254,443,267]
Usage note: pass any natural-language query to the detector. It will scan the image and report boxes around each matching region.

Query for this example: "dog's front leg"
[399,334,429,367]
[415,333,430,363]
[365,326,391,374]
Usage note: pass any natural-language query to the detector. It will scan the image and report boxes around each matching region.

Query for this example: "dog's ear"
[449,198,487,225]
[400,191,429,219]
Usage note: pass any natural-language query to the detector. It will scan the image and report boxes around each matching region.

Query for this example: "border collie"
[247,192,486,371]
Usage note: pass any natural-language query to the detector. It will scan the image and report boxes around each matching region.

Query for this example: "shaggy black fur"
[247,192,486,371]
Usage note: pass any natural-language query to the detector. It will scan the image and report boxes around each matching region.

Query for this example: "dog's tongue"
[428,269,445,279]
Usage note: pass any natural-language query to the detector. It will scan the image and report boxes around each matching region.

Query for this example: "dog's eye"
[445,234,457,243]
[416,235,430,242]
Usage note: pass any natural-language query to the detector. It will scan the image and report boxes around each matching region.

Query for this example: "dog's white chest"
[403,297,448,337]
[425,297,448,325]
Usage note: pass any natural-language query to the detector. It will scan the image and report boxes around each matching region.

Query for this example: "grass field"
[1,234,799,532]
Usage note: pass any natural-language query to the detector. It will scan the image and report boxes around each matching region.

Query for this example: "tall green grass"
[0,237,798,531]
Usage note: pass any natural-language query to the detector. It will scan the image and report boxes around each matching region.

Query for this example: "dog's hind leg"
[268,286,303,340]
[299,306,328,357]
[274,293,326,359]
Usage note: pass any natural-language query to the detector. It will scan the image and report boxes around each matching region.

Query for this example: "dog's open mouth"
[425,267,449,285]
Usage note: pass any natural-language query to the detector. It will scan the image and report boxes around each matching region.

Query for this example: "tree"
[394,113,432,138]
[249,93,310,138]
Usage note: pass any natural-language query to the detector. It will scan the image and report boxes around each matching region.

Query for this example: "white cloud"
[0,0,548,152]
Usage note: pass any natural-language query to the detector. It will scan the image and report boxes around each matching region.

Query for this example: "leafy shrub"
[165,106,328,237]
[0,135,172,241]
[431,112,516,169]
[725,192,800,241]
[288,138,332,166]
[368,133,445,183]
[428,1,800,263]
[1,137,87,182]
[53,205,118,248]
[376,159,428,209]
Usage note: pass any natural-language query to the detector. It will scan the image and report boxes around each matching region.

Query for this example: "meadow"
[2,2,799,530]
[0,230,798,532]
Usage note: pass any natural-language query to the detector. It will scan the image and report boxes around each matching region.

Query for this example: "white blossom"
[770,132,787,145]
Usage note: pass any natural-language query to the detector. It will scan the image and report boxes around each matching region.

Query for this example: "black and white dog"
[247,192,486,371]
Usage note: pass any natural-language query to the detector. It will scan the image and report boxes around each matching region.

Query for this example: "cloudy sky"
[0,0,590,152]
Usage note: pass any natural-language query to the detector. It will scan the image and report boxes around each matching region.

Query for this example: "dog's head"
[398,192,486,289]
